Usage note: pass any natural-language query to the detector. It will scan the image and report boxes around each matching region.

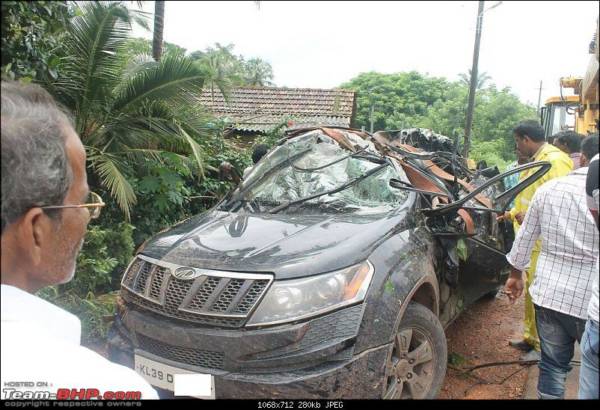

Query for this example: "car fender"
[354,226,440,354]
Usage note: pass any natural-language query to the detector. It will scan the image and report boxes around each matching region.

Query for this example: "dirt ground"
[438,292,532,399]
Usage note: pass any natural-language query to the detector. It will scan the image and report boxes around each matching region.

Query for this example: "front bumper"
[108,303,390,399]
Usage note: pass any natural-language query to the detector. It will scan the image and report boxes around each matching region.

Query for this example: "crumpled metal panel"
[387,128,455,153]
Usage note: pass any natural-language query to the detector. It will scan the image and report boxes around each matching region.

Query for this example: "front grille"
[136,334,224,370]
[120,255,272,327]
[235,281,270,314]
[122,290,246,327]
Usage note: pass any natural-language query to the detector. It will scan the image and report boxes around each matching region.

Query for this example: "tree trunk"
[152,1,165,62]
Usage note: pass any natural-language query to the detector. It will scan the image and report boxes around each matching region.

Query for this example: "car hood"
[140,208,411,279]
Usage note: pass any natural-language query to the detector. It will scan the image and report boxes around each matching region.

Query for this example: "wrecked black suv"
[107,127,549,399]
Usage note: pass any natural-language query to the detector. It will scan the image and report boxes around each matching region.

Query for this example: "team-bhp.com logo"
[2,385,142,400]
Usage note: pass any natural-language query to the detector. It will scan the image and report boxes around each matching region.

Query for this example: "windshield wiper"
[268,162,390,214]
[222,147,313,211]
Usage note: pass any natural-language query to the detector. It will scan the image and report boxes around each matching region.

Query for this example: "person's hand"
[496,211,511,222]
[514,212,525,225]
[504,269,524,303]
[219,161,234,180]
[219,161,233,173]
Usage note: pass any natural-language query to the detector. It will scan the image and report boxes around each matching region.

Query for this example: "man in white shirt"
[504,134,599,399]
[0,81,158,400]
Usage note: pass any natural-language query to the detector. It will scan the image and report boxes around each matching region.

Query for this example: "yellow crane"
[541,19,599,139]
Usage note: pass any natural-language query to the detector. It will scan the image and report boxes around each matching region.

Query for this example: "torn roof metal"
[276,126,494,225]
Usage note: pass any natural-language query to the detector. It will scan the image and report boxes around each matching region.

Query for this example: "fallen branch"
[463,362,530,396]
[461,359,538,373]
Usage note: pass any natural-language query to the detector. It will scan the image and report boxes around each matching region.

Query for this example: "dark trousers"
[534,304,586,399]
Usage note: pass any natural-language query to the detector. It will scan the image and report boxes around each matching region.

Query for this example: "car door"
[418,161,552,306]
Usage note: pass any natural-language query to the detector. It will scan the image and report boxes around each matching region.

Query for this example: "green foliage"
[255,118,292,148]
[242,57,274,86]
[456,239,468,262]
[67,223,135,295]
[38,287,119,344]
[340,71,536,166]
[1,1,72,82]
[468,139,511,171]
[458,69,491,90]
[448,352,468,367]
[122,37,187,61]
[129,153,194,243]
[341,71,453,132]
[46,1,211,220]
[190,43,275,100]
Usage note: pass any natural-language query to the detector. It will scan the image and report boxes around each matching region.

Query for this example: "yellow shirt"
[509,143,573,229]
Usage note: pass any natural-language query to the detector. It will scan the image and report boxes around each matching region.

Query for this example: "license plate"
[134,354,215,399]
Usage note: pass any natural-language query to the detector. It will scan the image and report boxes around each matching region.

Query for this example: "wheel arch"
[396,275,440,327]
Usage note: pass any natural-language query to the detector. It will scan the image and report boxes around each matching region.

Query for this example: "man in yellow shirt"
[498,120,573,358]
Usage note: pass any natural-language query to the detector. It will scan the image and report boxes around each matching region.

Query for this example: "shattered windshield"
[226,130,410,215]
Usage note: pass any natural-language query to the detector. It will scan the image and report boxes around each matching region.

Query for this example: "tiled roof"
[198,86,356,132]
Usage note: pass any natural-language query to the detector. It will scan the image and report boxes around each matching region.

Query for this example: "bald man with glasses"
[1,81,157,400]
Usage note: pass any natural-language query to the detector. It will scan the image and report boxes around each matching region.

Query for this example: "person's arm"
[504,187,544,302]
[586,157,599,228]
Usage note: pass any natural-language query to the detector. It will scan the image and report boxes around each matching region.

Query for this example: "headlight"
[246,261,374,327]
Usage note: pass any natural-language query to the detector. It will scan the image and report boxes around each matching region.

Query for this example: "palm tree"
[459,69,491,90]
[152,0,164,61]
[243,58,274,86]
[194,43,243,103]
[49,1,209,220]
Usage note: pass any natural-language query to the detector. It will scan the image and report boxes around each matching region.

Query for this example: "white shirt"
[506,167,599,319]
[1,285,158,400]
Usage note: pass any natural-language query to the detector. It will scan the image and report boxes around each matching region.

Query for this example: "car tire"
[382,302,447,399]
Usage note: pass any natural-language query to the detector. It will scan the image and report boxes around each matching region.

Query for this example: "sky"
[131,1,599,107]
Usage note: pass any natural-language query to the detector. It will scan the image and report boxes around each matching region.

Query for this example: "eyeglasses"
[41,192,105,219]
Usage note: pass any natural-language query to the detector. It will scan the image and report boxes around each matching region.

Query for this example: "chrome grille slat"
[133,261,153,294]
[203,278,231,312]
[123,259,142,288]
[148,267,167,301]
[120,255,273,327]
[185,277,221,311]
[226,280,255,313]
[212,279,245,313]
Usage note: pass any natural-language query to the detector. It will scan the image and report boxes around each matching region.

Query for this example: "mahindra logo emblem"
[172,267,201,280]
